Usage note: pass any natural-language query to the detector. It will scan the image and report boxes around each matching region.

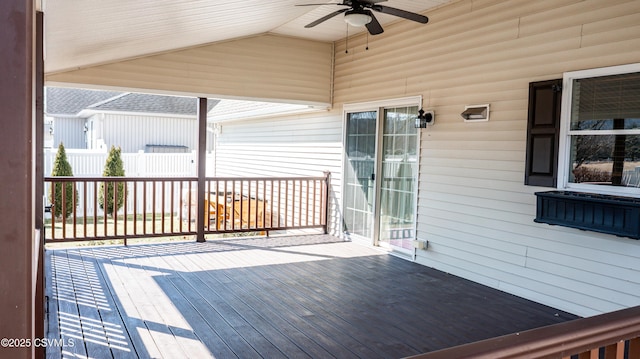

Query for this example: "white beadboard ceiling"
[44,0,452,74]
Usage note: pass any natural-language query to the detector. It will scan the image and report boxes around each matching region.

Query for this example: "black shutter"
[524,79,562,187]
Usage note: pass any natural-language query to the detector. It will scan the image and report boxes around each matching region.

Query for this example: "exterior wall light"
[461,104,490,122]
[414,108,434,128]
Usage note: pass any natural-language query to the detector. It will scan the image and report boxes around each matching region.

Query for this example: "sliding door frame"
[341,96,422,249]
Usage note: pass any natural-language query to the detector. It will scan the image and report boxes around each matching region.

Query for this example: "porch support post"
[34,10,46,359]
[196,97,207,242]
[0,0,36,358]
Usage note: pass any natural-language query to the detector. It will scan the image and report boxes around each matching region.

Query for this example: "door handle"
[371,173,375,181]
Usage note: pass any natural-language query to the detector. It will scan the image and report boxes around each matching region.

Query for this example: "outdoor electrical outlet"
[413,240,428,250]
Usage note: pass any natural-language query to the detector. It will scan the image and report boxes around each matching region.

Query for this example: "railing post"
[323,171,331,234]
[196,98,208,242]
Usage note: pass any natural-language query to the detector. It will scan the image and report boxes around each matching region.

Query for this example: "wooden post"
[35,10,46,359]
[0,0,36,358]
[196,98,207,242]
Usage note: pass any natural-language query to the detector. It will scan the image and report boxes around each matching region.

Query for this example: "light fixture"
[414,108,434,128]
[344,9,372,27]
[461,104,490,122]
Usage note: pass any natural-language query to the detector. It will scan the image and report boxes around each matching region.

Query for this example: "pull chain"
[345,24,349,54]
[366,32,369,51]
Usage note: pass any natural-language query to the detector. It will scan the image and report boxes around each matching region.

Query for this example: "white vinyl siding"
[213,110,343,234]
[46,34,333,106]
[98,113,211,153]
[52,117,86,149]
[332,0,640,316]
[214,112,342,176]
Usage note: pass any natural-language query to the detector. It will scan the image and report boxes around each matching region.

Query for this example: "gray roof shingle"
[45,87,122,115]
[46,87,218,116]
[89,92,218,115]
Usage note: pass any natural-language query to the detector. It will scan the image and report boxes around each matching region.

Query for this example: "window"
[558,63,640,195]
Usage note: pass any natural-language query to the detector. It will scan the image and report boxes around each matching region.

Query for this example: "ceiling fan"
[297,0,429,35]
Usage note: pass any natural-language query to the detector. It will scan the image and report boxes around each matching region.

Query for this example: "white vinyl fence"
[44,149,215,217]
[44,149,207,177]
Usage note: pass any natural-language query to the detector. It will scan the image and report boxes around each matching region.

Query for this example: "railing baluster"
[143,181,147,234]
[612,341,624,359]
[123,180,128,241]
[93,181,98,238]
[630,338,640,359]
[72,180,77,239]
[243,180,248,230]
[83,181,87,239]
[223,180,228,231]
[305,179,310,227]
[298,180,302,228]
[186,181,191,232]
[133,181,138,235]
[269,180,274,229]
[251,180,256,230]
[61,180,66,238]
[114,179,119,237]
[215,179,220,231]
[285,180,289,228]
[103,180,108,238]
[170,181,175,234]
[276,180,281,228]
[152,181,157,234]
[161,181,165,234]
[178,181,183,234]
[50,181,56,240]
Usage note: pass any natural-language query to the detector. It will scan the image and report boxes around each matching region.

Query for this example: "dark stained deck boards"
[45,235,578,358]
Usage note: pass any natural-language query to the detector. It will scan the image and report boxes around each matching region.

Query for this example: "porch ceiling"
[44,0,453,74]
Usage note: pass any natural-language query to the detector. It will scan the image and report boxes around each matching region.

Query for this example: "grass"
[579,161,640,172]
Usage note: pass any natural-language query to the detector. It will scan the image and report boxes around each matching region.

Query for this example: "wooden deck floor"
[45,235,578,359]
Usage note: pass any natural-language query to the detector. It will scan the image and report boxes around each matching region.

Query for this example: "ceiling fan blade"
[365,11,384,35]
[374,5,429,23]
[298,0,386,7]
[305,8,349,28]
[296,3,342,6]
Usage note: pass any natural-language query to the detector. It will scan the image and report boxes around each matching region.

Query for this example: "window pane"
[571,72,640,130]
[569,134,640,186]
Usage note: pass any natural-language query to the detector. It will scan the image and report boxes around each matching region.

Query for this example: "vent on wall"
[461,104,490,122]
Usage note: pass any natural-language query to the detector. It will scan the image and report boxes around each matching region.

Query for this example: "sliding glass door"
[377,106,419,252]
[343,111,377,239]
[343,104,419,254]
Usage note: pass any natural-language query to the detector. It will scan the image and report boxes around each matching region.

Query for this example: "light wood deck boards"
[45,235,578,358]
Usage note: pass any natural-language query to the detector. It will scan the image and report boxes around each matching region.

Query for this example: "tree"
[99,146,126,216]
[49,143,77,218]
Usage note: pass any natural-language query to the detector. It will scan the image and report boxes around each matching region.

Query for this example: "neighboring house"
[45,87,121,149]
[45,87,218,153]
[5,0,640,329]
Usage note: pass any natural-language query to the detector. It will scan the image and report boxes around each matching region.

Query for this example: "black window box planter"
[534,191,640,239]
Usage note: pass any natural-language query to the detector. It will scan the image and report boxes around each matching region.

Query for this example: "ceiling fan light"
[344,11,372,27]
